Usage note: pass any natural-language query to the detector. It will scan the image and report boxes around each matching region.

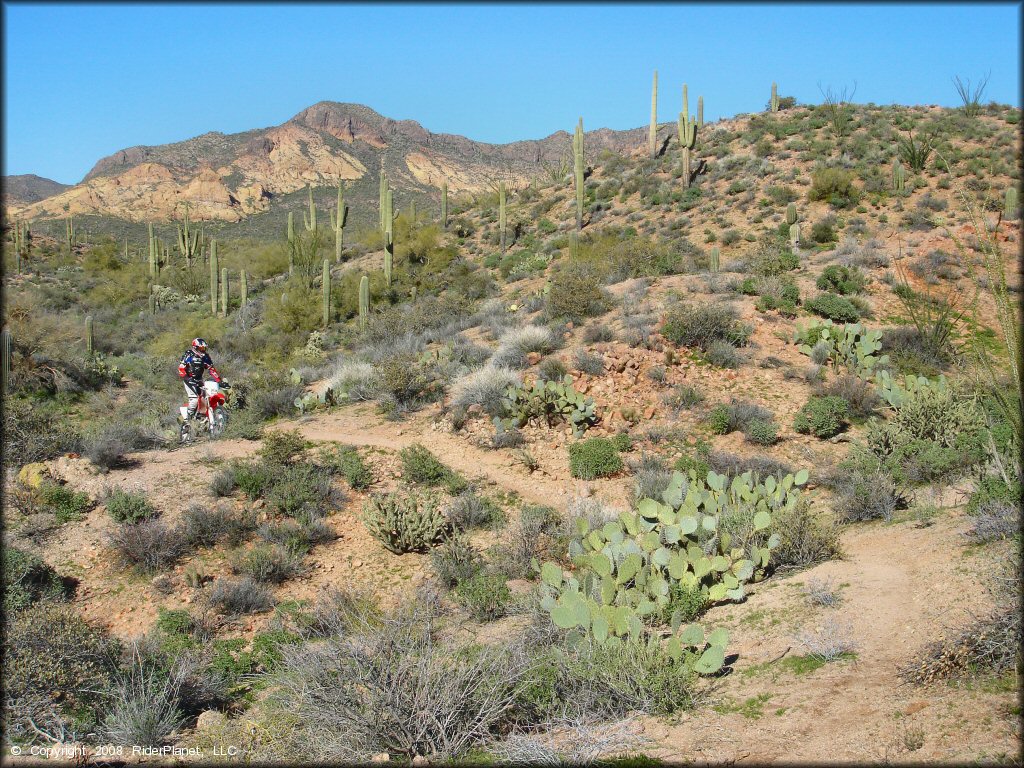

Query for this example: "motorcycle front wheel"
[209,408,228,438]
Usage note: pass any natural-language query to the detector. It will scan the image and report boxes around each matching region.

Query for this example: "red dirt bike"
[178,380,230,444]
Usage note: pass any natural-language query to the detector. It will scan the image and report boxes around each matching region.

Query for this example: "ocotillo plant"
[65,216,75,254]
[697,95,704,127]
[710,246,720,273]
[359,275,369,330]
[2,328,11,393]
[220,268,229,317]
[322,259,331,328]
[303,184,318,231]
[1005,186,1018,219]
[787,203,798,226]
[85,316,94,356]
[649,70,658,159]
[441,179,449,229]
[240,270,248,308]
[329,182,348,262]
[892,159,906,193]
[177,202,200,267]
[771,82,780,112]
[573,117,585,230]
[210,240,219,315]
[499,181,507,252]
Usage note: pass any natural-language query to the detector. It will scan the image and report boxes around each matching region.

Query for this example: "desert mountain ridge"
[5,101,649,225]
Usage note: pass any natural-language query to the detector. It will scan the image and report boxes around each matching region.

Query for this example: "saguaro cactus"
[499,181,507,252]
[787,203,798,226]
[384,231,393,288]
[790,223,802,248]
[65,216,75,254]
[287,211,296,245]
[220,268,229,317]
[682,83,689,126]
[697,95,704,127]
[710,246,720,272]
[176,202,200,267]
[85,316,94,357]
[1005,186,1018,219]
[573,117,585,230]
[441,179,449,229]
[303,183,318,231]
[358,275,370,330]
[2,328,11,393]
[149,294,157,314]
[771,82,780,112]
[892,159,906,193]
[322,259,331,328]
[679,112,698,187]
[210,240,219,315]
[379,170,388,231]
[649,70,658,159]
[240,270,248,308]
[330,182,348,263]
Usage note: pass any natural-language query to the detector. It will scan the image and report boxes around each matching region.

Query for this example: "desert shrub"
[816,265,866,295]
[100,646,186,748]
[258,518,334,553]
[881,325,951,376]
[455,571,511,622]
[3,546,67,612]
[109,519,187,571]
[261,596,536,761]
[207,577,276,616]
[808,167,860,208]
[249,384,305,419]
[4,603,114,744]
[231,544,305,584]
[793,396,851,438]
[748,237,799,276]
[805,292,861,322]
[573,348,605,375]
[568,438,624,479]
[816,374,880,418]
[363,492,450,554]
[328,360,383,401]
[583,323,614,343]
[967,474,1022,516]
[258,429,307,465]
[106,488,158,524]
[492,505,561,580]
[447,490,505,530]
[84,422,160,470]
[662,384,704,413]
[265,463,337,518]
[399,444,467,494]
[318,444,374,490]
[810,219,837,244]
[546,263,610,322]
[770,498,842,569]
[450,365,520,417]
[492,325,555,369]
[182,503,255,548]
[210,466,237,497]
[537,356,568,382]
[661,303,750,350]
[233,460,278,499]
[656,582,708,625]
[743,418,779,446]
[705,340,742,368]
[375,354,442,415]
[706,449,794,482]
[833,469,906,522]
[39,482,93,523]
[867,386,986,465]
[706,399,772,436]
[430,533,483,589]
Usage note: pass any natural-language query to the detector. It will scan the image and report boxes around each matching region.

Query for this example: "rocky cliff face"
[10,102,646,224]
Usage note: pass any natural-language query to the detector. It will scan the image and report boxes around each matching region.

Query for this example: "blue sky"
[3,2,1020,184]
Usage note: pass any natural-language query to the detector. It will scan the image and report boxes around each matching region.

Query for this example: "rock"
[196,710,227,732]
[371,753,390,763]
[352,560,363,568]
[643,406,656,420]
[580,483,594,498]
[151,575,174,594]
[526,352,543,366]
[412,756,429,766]
[252,498,266,510]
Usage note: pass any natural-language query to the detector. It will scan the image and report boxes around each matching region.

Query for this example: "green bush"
[810,219,837,243]
[399,444,467,494]
[4,546,67,612]
[743,418,779,446]
[258,429,307,465]
[967,474,1022,516]
[363,492,450,554]
[569,438,624,479]
[39,482,94,523]
[454,571,511,622]
[657,582,708,625]
[233,460,278,500]
[661,303,751,350]
[105,488,157,524]
[546,263,610,322]
[808,168,860,208]
[265,463,334,519]
[816,265,866,295]
[794,396,851,438]
[707,404,731,434]
[748,238,800,276]
[231,543,305,584]
[251,630,302,674]
[430,533,483,588]
[319,445,373,490]
[805,293,861,322]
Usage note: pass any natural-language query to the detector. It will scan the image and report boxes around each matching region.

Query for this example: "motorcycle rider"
[178,338,222,421]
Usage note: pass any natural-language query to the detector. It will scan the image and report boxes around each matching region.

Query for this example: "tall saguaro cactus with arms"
[330,181,348,263]
[573,117,585,230]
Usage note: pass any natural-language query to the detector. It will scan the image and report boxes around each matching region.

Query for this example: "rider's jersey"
[178,350,220,383]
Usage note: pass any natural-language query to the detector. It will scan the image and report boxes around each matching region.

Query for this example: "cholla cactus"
[362,492,449,553]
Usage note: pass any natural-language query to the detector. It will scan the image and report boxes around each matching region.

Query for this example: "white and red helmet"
[191,338,208,355]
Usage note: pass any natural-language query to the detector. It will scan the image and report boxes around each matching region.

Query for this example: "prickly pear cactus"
[537,468,809,670]
[793,319,888,376]
[873,369,948,409]
[496,375,599,437]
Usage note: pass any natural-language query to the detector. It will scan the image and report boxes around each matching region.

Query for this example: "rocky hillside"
[8,101,644,226]
[2,174,69,209]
